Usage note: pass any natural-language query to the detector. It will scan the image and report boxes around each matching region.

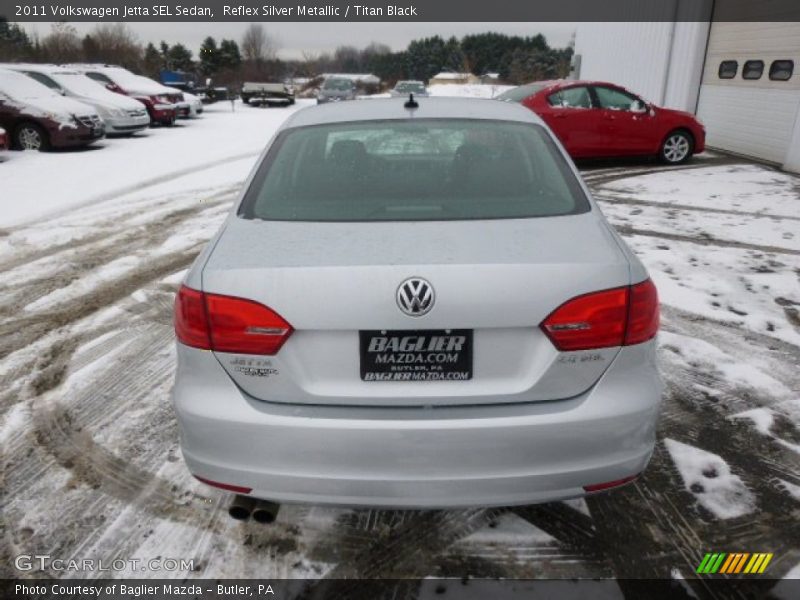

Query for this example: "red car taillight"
[541,279,659,351]
[174,285,293,355]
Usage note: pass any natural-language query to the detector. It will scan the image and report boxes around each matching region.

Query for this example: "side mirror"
[630,100,647,113]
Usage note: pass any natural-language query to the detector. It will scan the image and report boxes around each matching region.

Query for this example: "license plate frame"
[359,329,473,382]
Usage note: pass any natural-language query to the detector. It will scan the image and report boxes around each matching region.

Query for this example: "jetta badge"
[397,277,435,317]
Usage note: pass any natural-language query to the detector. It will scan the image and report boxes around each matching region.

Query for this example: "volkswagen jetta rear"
[172,98,663,507]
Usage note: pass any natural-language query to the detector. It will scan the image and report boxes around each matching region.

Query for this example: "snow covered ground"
[1,93,799,591]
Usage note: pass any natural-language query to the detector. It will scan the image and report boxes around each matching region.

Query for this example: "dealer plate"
[359,329,472,382]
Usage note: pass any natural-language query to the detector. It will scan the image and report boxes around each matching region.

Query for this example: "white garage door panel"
[697,85,798,163]
[704,22,800,56]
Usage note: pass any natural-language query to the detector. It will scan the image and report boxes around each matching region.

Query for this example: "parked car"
[241,82,295,107]
[0,126,7,152]
[316,77,357,103]
[497,80,705,164]
[173,97,662,512]
[182,91,204,116]
[2,64,149,136]
[69,65,181,126]
[389,80,429,97]
[0,68,104,151]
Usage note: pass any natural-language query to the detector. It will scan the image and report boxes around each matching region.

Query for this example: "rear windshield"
[239,118,590,222]
[323,78,353,90]
[396,82,425,93]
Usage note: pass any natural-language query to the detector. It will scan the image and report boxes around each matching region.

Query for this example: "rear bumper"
[173,342,662,508]
[148,104,177,124]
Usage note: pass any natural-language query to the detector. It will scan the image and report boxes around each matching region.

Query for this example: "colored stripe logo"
[696,552,773,574]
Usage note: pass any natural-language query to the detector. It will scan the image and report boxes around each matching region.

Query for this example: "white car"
[68,65,188,123]
[180,90,204,116]
[2,64,149,136]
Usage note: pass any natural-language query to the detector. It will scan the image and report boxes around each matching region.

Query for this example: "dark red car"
[0,69,105,151]
[497,80,705,164]
[0,126,7,151]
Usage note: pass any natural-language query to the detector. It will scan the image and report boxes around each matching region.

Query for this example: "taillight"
[205,293,293,354]
[624,279,660,345]
[174,285,293,355]
[541,279,658,351]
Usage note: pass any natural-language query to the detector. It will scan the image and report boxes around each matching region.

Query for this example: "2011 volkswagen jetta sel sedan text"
[173,97,663,508]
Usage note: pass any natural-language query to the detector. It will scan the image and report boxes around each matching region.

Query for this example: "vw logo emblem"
[396,277,435,317]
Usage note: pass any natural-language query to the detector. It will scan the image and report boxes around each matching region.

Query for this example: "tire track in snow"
[595,192,800,222]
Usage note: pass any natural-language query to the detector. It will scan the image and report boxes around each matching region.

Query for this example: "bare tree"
[40,22,82,63]
[241,24,277,62]
[90,23,142,68]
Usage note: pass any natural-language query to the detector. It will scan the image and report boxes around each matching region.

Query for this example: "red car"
[497,80,705,164]
[0,126,7,151]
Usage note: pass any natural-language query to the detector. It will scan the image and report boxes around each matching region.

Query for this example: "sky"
[23,22,576,59]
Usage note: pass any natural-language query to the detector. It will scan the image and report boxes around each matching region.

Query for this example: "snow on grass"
[0,100,308,228]
[664,438,755,519]
[659,331,793,399]
[599,164,800,218]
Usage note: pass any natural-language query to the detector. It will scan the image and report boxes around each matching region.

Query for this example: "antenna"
[404,93,419,109]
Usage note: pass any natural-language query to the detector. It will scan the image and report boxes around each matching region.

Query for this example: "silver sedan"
[172,97,663,509]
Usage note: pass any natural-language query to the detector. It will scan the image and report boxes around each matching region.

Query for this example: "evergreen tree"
[198,36,218,75]
[143,42,163,78]
[167,43,193,71]
[0,18,33,60]
[218,39,242,70]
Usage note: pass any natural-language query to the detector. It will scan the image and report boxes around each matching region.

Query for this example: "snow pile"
[664,438,755,519]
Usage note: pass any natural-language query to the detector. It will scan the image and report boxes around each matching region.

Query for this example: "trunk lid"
[202,214,630,407]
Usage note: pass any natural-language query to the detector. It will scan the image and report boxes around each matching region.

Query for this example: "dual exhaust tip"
[228,494,280,523]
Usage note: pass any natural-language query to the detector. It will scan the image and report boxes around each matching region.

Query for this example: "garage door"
[696,21,800,165]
